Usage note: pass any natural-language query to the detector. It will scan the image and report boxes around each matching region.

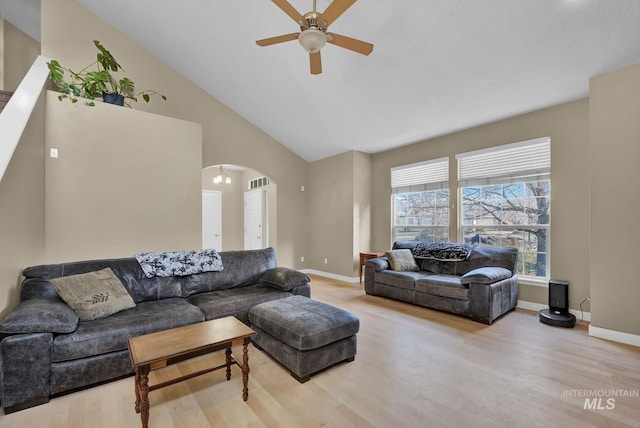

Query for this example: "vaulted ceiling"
[3,0,640,162]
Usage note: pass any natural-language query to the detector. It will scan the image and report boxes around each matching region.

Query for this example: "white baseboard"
[301,269,360,283]
[516,300,591,322]
[588,325,640,347]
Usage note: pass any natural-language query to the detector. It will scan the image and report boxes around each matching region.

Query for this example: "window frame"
[391,157,450,244]
[457,137,551,282]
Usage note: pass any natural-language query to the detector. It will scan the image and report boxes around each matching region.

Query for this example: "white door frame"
[244,189,263,250]
[202,190,222,249]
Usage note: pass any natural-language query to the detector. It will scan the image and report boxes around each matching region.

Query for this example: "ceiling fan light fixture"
[298,27,327,53]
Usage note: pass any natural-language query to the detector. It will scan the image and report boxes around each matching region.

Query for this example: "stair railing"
[0,55,52,183]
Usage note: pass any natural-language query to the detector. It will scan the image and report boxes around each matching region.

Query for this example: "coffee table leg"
[242,338,250,401]
[134,367,141,414]
[225,346,232,381]
[138,365,151,428]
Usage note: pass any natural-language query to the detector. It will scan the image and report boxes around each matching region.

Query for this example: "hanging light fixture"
[213,165,231,184]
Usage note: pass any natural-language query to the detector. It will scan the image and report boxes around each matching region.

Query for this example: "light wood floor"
[2,274,639,428]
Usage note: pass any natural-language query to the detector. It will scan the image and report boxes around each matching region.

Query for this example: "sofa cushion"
[375,270,425,290]
[461,267,513,285]
[22,258,184,304]
[415,275,469,300]
[51,268,136,321]
[0,298,78,334]
[180,248,278,297]
[260,267,310,291]
[393,242,518,276]
[51,298,204,362]
[187,284,292,323]
[441,246,518,276]
[385,249,419,272]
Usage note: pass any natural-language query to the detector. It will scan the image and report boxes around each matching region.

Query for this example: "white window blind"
[457,137,550,187]
[391,157,449,194]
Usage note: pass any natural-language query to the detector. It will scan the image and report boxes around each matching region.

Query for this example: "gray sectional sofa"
[364,241,519,324]
[0,247,310,413]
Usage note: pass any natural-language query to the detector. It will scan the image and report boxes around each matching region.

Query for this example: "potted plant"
[47,40,166,107]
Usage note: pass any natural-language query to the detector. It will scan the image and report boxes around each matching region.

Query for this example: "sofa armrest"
[460,267,513,285]
[1,332,53,410]
[365,257,389,272]
[0,298,79,335]
[260,267,310,291]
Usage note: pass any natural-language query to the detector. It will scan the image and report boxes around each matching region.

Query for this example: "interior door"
[202,190,222,249]
[244,189,263,250]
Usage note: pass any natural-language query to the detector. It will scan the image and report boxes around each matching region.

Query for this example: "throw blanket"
[135,248,224,278]
[412,242,473,261]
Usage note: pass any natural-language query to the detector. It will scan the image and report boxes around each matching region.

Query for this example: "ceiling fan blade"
[327,33,373,55]
[310,52,322,75]
[321,0,357,27]
[271,0,305,25]
[256,33,299,47]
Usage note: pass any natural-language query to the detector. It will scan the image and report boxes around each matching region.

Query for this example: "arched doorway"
[202,164,277,251]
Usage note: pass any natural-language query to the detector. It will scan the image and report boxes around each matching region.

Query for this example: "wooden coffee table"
[128,316,256,428]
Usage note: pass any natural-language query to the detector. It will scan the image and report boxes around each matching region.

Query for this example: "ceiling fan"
[256,0,374,75]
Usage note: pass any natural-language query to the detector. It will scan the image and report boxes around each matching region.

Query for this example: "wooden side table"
[359,251,386,283]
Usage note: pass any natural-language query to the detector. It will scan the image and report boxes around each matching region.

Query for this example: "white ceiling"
[3,1,640,162]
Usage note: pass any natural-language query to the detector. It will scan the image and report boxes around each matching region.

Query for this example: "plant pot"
[102,93,125,106]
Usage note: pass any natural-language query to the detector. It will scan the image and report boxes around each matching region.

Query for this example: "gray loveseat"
[364,241,518,324]
[0,247,310,413]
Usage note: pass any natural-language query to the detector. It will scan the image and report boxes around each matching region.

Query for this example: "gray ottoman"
[248,295,359,383]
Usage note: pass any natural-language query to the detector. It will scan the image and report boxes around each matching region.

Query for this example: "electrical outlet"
[300,256,305,263]
[324,258,328,264]
[49,148,59,158]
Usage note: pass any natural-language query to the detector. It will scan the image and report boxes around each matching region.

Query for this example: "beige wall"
[41,0,308,268]
[0,21,44,318]
[371,99,591,310]
[309,152,354,276]
[45,91,202,262]
[309,151,372,277]
[589,63,640,336]
[0,92,46,319]
[354,151,373,272]
[2,20,40,91]
[0,18,4,88]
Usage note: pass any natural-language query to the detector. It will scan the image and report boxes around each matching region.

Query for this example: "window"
[391,157,449,243]
[457,137,551,279]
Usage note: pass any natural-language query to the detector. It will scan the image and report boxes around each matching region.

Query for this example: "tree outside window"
[393,189,449,242]
[461,180,550,277]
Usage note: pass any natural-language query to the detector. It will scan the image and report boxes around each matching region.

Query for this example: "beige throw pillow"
[51,268,136,321]
[386,249,419,272]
